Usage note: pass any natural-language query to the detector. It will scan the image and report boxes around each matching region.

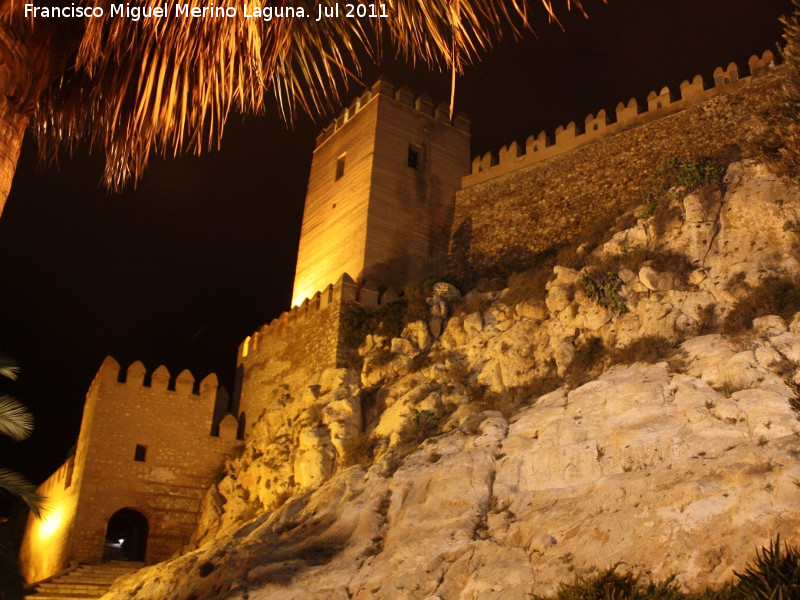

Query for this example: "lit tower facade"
[291,77,471,306]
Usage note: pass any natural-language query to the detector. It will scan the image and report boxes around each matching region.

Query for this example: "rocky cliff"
[105,161,800,599]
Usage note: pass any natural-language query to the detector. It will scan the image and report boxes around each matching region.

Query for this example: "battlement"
[239,272,400,362]
[463,50,775,188]
[314,76,470,148]
[92,355,219,399]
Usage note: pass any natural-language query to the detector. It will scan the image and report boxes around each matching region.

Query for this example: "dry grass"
[723,276,800,334]
[565,337,607,387]
[341,433,373,467]
[612,335,676,365]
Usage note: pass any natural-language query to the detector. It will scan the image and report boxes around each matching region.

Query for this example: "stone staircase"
[25,561,144,599]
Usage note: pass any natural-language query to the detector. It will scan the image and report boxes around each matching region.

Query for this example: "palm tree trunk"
[0,99,28,219]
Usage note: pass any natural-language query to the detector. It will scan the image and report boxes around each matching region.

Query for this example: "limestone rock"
[403,321,433,351]
[753,315,788,337]
[545,284,573,314]
[639,265,674,292]
[514,300,547,321]
[294,426,336,489]
[103,161,800,600]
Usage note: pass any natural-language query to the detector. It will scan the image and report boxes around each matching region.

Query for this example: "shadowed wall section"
[451,51,777,278]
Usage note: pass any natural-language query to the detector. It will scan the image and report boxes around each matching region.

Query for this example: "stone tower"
[19,357,240,583]
[291,77,471,307]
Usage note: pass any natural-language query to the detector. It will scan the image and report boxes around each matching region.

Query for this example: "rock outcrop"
[104,161,800,599]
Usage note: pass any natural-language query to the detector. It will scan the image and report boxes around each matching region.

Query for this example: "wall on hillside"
[450,51,777,278]
[236,273,399,437]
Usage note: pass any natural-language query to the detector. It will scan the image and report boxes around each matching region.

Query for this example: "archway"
[102,508,148,562]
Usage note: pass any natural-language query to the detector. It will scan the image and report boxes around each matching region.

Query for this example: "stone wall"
[450,51,778,278]
[236,273,398,437]
[20,358,240,582]
[18,457,78,583]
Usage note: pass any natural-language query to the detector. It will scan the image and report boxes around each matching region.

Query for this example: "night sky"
[0,0,792,485]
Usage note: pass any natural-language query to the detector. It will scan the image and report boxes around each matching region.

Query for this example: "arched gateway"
[102,508,148,562]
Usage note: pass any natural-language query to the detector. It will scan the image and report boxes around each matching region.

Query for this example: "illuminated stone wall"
[450,51,778,278]
[19,357,240,583]
[292,77,470,307]
[18,457,78,583]
[237,273,395,437]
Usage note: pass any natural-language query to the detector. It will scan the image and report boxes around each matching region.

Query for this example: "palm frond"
[0,468,42,516]
[21,0,588,190]
[0,353,19,381]
[0,394,33,441]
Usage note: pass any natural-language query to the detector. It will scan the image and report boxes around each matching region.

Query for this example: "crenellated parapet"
[463,50,775,187]
[314,75,470,149]
[238,272,400,363]
[93,355,220,400]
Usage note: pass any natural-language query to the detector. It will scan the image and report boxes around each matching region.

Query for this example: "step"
[36,583,109,593]
[25,562,144,599]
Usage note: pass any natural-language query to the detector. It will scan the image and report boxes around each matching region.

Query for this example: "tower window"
[407,144,422,170]
[134,444,147,462]
[335,153,346,180]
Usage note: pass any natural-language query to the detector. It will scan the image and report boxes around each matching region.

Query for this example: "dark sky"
[0,0,793,485]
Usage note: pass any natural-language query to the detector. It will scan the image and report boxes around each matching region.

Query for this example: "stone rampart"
[20,358,241,582]
[450,51,778,278]
[236,273,399,436]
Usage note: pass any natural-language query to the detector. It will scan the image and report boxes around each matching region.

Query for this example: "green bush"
[532,567,684,600]
[582,271,628,313]
[505,263,557,306]
[340,299,408,349]
[639,156,725,237]
[532,538,800,600]
[588,248,695,288]
[341,302,374,348]
[368,348,394,368]
[402,276,441,323]
[696,304,718,335]
[341,433,373,467]
[723,276,800,333]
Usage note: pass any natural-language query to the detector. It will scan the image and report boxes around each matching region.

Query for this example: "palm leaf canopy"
[0,353,19,381]
[0,393,33,441]
[1,0,585,189]
[0,467,42,515]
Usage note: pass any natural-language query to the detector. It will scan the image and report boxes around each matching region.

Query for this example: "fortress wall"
[22,358,241,580]
[451,52,778,278]
[66,358,240,565]
[236,273,403,437]
[237,273,395,436]
[19,456,79,583]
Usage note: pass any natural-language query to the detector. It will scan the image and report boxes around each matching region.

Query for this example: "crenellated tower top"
[292,77,471,308]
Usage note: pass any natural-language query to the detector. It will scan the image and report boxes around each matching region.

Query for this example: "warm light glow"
[242,336,250,358]
[291,289,314,309]
[37,505,64,539]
